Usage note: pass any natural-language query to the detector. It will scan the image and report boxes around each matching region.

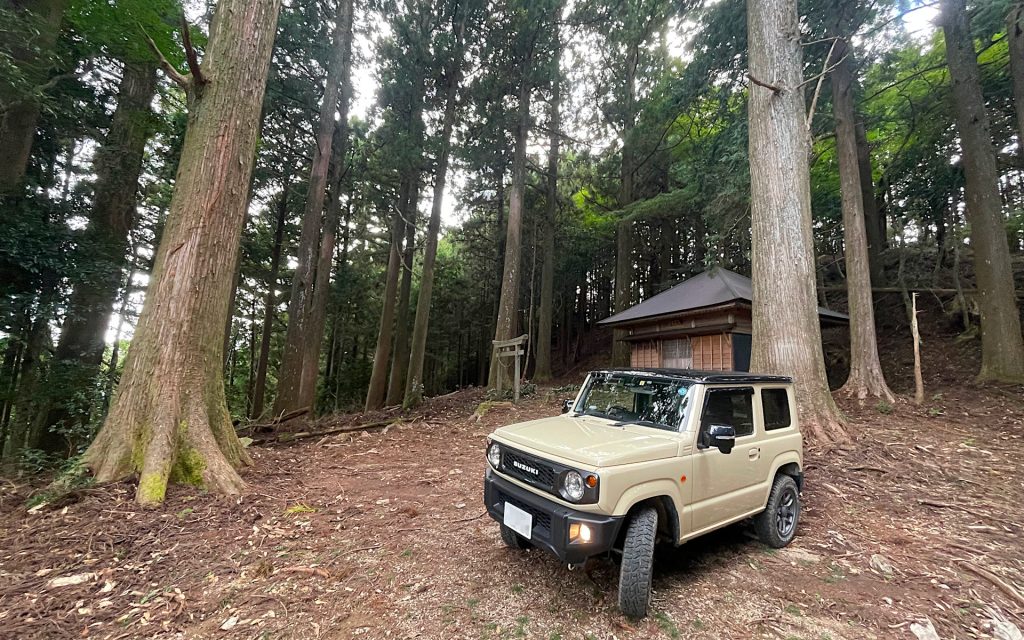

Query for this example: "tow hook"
[567,562,583,571]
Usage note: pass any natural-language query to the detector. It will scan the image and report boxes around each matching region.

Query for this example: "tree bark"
[274,0,353,415]
[488,76,531,388]
[535,36,560,383]
[0,0,68,194]
[1008,5,1024,166]
[403,0,469,408]
[855,121,885,285]
[83,0,282,504]
[301,0,355,413]
[829,39,894,403]
[250,179,290,419]
[33,61,158,453]
[747,0,848,444]
[941,0,1024,382]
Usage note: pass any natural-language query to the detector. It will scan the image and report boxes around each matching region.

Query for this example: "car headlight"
[561,470,585,502]
[487,442,501,468]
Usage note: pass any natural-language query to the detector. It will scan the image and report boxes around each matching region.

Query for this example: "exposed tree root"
[84,382,250,505]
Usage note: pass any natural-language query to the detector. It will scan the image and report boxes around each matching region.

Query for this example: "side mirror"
[705,424,736,454]
[561,398,574,414]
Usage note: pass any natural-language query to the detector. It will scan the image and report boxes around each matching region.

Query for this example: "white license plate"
[503,502,533,540]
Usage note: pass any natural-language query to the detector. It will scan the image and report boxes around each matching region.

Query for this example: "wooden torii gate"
[492,334,528,402]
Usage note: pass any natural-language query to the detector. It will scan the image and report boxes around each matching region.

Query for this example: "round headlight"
[562,470,585,502]
[487,442,501,468]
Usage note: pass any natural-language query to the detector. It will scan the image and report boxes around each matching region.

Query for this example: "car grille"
[497,489,552,537]
[501,448,558,491]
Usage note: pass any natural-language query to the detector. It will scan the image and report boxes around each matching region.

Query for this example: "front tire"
[755,474,801,548]
[499,524,531,550]
[618,507,657,619]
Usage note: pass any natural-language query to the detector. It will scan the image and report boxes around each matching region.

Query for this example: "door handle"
[748,447,760,460]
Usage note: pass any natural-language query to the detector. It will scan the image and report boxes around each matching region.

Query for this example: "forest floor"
[1,378,1023,640]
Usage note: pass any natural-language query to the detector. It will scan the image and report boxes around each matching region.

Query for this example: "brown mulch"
[0,377,1022,639]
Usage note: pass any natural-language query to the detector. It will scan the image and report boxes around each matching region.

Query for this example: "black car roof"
[591,368,793,384]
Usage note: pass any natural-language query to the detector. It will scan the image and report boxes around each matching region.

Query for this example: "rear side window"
[701,388,754,437]
[762,388,791,431]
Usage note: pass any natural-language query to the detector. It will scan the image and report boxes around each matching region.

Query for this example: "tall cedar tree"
[0,0,68,193]
[534,19,560,383]
[1010,4,1024,165]
[35,61,159,451]
[488,59,532,388]
[302,0,355,414]
[386,189,417,405]
[404,0,471,407]
[84,0,283,504]
[747,0,849,443]
[250,179,291,419]
[365,6,429,411]
[940,0,1024,382]
[274,0,354,416]
[828,33,894,402]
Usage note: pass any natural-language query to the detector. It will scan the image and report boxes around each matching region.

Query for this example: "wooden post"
[911,293,924,405]
[514,349,521,402]
[492,335,528,402]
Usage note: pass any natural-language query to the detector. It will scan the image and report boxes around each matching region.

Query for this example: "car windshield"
[574,372,693,432]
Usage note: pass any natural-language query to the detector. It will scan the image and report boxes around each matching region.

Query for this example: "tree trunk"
[1009,4,1024,166]
[535,41,560,383]
[365,193,408,411]
[301,0,355,413]
[83,0,282,504]
[31,61,157,453]
[942,0,1024,382]
[830,39,894,403]
[612,43,639,367]
[403,0,469,408]
[3,289,55,458]
[0,0,68,194]
[747,0,848,444]
[250,179,290,419]
[274,0,352,415]
[855,121,885,285]
[488,77,531,388]
[386,184,418,405]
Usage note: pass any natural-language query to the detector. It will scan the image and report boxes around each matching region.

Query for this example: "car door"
[751,386,799,503]
[689,386,763,534]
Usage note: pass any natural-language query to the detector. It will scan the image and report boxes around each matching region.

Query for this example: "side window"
[762,388,792,431]
[701,388,754,437]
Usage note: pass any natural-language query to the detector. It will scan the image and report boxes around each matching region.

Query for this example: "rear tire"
[500,524,531,550]
[755,474,800,548]
[618,507,657,619]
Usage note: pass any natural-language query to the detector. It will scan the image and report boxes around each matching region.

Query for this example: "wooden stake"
[911,293,924,405]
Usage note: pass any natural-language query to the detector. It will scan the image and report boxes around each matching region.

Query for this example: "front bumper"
[484,468,624,564]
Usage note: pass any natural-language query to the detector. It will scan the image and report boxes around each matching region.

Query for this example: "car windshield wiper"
[612,419,674,431]
[581,409,620,422]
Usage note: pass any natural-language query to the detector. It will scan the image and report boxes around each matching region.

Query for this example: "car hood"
[492,414,679,468]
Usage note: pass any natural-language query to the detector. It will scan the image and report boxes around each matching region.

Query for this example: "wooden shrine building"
[598,268,848,372]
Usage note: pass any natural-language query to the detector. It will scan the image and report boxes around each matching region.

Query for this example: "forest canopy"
[0,0,1022,498]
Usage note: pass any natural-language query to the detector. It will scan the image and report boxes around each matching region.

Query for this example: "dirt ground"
[0,372,1021,640]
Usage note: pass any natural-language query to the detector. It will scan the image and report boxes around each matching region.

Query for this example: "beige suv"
[483,368,803,618]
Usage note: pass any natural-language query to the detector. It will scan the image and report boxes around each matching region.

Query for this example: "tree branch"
[180,14,206,87]
[139,24,189,90]
[805,40,842,130]
[747,73,782,93]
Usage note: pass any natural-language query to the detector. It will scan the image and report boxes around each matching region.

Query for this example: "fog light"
[569,522,593,543]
